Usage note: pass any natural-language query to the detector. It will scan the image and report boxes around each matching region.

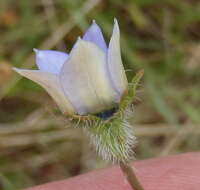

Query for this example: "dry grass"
[0,0,200,189]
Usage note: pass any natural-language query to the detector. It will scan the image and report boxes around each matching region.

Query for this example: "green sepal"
[85,113,135,162]
[68,70,144,162]
[119,69,144,110]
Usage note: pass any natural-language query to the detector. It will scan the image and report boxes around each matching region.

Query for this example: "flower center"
[95,107,118,120]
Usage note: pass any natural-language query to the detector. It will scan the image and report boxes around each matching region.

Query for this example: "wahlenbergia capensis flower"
[13,19,143,163]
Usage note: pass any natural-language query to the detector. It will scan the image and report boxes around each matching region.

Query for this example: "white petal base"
[60,39,118,115]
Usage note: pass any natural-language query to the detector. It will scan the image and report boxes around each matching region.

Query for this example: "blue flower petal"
[13,68,76,114]
[83,20,107,53]
[107,19,128,96]
[60,39,118,115]
[34,49,69,74]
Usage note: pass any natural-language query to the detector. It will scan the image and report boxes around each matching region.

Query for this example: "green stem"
[119,162,145,190]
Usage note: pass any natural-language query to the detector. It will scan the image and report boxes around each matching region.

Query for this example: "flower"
[13,19,144,162]
[13,19,128,117]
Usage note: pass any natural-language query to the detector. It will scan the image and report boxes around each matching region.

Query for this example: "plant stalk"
[119,161,145,190]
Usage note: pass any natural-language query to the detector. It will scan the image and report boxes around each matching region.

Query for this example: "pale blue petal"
[83,21,107,53]
[34,49,69,74]
[60,39,118,115]
[107,19,128,96]
[13,68,76,115]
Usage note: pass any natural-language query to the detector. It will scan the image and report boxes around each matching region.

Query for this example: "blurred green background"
[1,0,200,189]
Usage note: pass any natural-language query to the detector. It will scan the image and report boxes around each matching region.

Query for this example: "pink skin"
[26,152,200,190]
